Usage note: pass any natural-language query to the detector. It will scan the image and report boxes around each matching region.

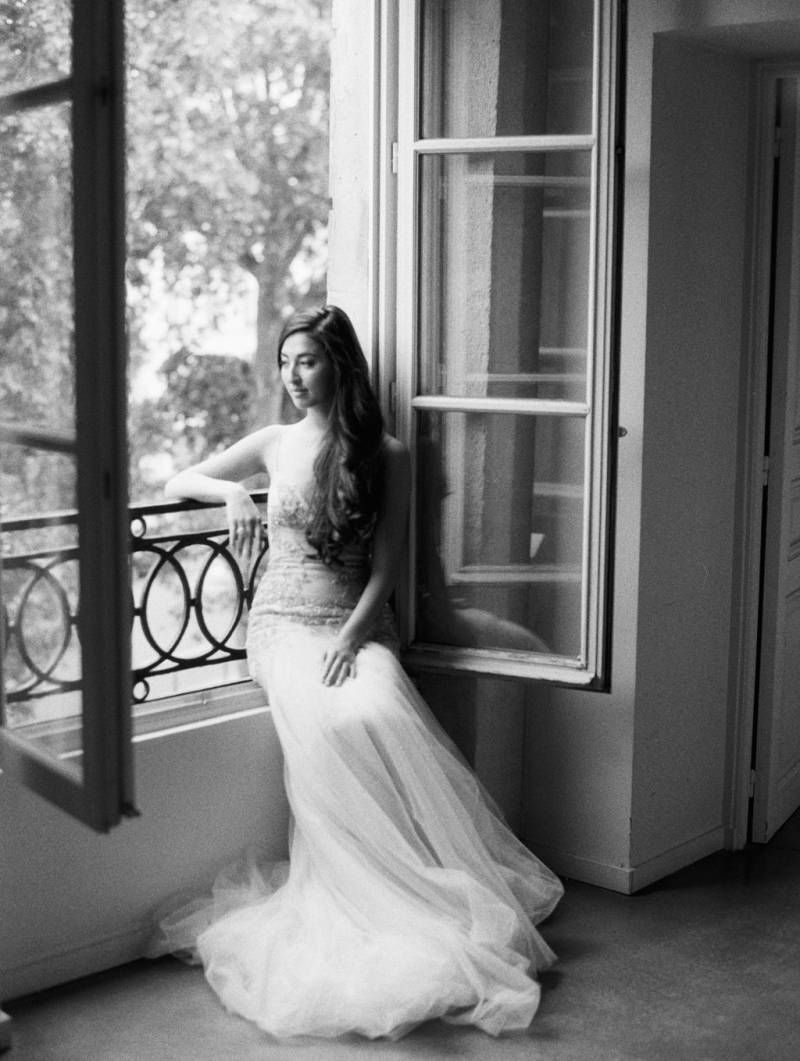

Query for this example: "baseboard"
[530,843,637,893]
[0,1009,12,1053]
[2,924,150,1003]
[627,825,726,892]
[532,825,726,895]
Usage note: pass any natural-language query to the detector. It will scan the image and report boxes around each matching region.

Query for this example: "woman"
[156,305,563,1040]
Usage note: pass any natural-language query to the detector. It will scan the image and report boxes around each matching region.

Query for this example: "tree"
[126,0,331,497]
[1,1,331,509]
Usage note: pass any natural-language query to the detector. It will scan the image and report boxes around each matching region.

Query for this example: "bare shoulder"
[259,423,288,476]
[381,434,410,503]
[382,433,410,466]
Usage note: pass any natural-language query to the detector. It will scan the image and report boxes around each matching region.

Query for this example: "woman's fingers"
[322,648,357,686]
[228,519,265,570]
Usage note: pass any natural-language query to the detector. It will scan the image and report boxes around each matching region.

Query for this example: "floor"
[5,813,800,1061]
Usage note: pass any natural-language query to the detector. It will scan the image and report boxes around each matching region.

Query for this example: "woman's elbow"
[164,473,186,499]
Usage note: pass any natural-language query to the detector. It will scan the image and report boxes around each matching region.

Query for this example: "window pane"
[0,0,72,95]
[1,443,83,778]
[0,96,80,774]
[420,0,594,139]
[418,151,591,401]
[0,102,75,437]
[415,410,585,659]
[125,0,331,506]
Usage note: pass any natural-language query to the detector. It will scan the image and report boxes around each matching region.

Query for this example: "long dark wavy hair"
[277,305,385,564]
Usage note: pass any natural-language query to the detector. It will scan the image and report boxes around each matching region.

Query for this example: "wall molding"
[535,825,726,895]
[2,925,150,1002]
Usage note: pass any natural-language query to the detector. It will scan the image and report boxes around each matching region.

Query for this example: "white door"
[752,76,800,842]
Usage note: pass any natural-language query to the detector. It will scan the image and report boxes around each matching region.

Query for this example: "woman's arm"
[165,425,279,570]
[322,436,411,686]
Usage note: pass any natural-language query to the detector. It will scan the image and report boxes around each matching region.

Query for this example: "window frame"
[392,0,623,688]
[0,1,133,831]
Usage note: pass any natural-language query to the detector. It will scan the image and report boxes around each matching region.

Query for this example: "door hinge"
[749,769,757,799]
[774,125,782,158]
[762,454,770,486]
[388,379,397,414]
[391,141,399,175]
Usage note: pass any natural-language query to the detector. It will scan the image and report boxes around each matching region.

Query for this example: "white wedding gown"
[151,451,563,1040]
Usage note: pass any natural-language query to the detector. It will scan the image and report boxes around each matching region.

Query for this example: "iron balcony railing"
[1,493,269,709]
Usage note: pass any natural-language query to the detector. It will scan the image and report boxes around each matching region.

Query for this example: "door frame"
[729,61,800,849]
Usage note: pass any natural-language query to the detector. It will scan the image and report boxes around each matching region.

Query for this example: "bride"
[156,304,563,1040]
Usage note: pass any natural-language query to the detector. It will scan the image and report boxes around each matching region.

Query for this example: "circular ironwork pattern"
[130,527,269,697]
[2,498,269,705]
[133,541,193,667]
[4,556,76,697]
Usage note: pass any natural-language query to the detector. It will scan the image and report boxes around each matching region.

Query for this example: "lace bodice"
[246,463,397,655]
[265,474,368,571]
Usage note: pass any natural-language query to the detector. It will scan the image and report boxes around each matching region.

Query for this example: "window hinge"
[391,141,399,175]
[774,125,782,158]
[762,454,770,486]
[748,769,758,799]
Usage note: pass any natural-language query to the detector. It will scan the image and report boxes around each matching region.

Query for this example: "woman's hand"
[225,485,265,575]
[322,635,360,687]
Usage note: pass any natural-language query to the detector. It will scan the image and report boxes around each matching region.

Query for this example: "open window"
[0,2,132,830]
[394,0,622,687]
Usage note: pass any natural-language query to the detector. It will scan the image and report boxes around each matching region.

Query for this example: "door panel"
[753,76,800,841]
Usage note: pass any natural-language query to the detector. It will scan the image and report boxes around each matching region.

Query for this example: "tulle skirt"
[149,624,563,1040]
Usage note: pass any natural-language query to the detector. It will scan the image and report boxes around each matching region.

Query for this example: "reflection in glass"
[415,411,585,658]
[418,151,591,401]
[420,0,594,139]
[0,103,75,436]
[0,0,72,95]
[1,445,83,776]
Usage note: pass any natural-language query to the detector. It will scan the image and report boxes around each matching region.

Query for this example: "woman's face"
[279,332,335,413]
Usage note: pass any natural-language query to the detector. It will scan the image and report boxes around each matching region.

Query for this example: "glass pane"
[0,102,75,436]
[0,0,72,95]
[125,0,332,506]
[415,410,585,658]
[420,0,594,139]
[418,151,591,401]
[1,443,83,779]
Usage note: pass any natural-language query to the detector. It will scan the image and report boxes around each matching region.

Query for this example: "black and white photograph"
[1,2,799,1059]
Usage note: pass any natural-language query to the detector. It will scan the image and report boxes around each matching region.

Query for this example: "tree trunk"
[250,268,299,429]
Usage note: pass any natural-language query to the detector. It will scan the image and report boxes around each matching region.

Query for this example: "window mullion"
[0,423,76,454]
[414,133,596,155]
[71,0,132,829]
[411,396,590,417]
[0,78,73,115]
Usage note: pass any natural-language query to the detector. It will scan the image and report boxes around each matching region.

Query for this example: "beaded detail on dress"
[246,474,397,660]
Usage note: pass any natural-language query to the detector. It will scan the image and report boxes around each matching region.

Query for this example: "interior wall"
[523,0,800,892]
[0,701,289,1000]
[630,36,751,870]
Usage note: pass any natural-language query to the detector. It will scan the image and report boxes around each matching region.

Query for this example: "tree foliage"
[126,0,331,499]
[1,0,331,510]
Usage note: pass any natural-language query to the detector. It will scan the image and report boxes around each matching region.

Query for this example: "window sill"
[3,681,269,761]
[403,644,601,686]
